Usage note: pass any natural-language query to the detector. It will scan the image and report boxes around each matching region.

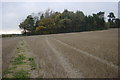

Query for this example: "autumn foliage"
[19,9,120,35]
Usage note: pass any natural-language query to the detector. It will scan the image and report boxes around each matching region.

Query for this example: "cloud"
[1,0,120,2]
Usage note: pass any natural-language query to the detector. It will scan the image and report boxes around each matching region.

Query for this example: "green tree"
[19,9,114,35]
[108,12,115,22]
[115,18,120,28]
[38,18,55,29]
[108,12,116,28]
[36,18,56,34]
[19,15,35,35]
[40,14,44,20]
[58,18,72,32]
[94,11,105,30]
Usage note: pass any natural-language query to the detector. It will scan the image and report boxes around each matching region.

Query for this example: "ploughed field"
[2,28,118,78]
[2,37,20,73]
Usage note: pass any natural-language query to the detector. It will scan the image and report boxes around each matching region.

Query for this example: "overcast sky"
[0,1,119,34]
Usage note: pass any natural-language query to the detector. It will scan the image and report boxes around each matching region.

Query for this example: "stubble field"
[2,37,20,73]
[2,28,119,78]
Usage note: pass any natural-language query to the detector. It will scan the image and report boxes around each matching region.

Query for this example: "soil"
[2,28,119,78]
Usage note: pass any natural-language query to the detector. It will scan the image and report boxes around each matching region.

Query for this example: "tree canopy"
[19,9,120,35]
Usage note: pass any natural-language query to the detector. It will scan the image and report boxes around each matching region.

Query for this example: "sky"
[0,0,119,34]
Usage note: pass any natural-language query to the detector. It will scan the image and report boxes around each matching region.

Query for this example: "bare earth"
[2,28,119,78]
[3,38,39,78]
[2,37,20,73]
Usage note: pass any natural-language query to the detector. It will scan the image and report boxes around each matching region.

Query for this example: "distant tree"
[40,14,44,20]
[58,18,72,32]
[32,13,39,28]
[51,12,61,24]
[35,18,56,34]
[76,11,85,21]
[19,15,35,35]
[92,12,106,30]
[97,11,105,19]
[35,26,46,32]
[108,12,115,22]
[85,15,95,31]
[33,16,39,24]
[26,15,35,33]
[19,22,27,34]
[44,9,53,18]
[35,26,47,34]
[114,18,120,28]
[108,12,116,28]
[75,11,85,31]
[19,9,117,35]
[38,18,55,29]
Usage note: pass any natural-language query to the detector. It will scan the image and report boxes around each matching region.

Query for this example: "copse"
[19,9,118,35]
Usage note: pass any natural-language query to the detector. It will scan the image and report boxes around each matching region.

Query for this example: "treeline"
[19,9,120,35]
[2,34,21,38]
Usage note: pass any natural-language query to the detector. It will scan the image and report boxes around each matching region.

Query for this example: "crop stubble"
[2,37,20,73]
[2,29,118,78]
[24,29,118,78]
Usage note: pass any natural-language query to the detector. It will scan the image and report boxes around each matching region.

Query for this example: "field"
[2,28,119,78]
[2,37,20,73]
